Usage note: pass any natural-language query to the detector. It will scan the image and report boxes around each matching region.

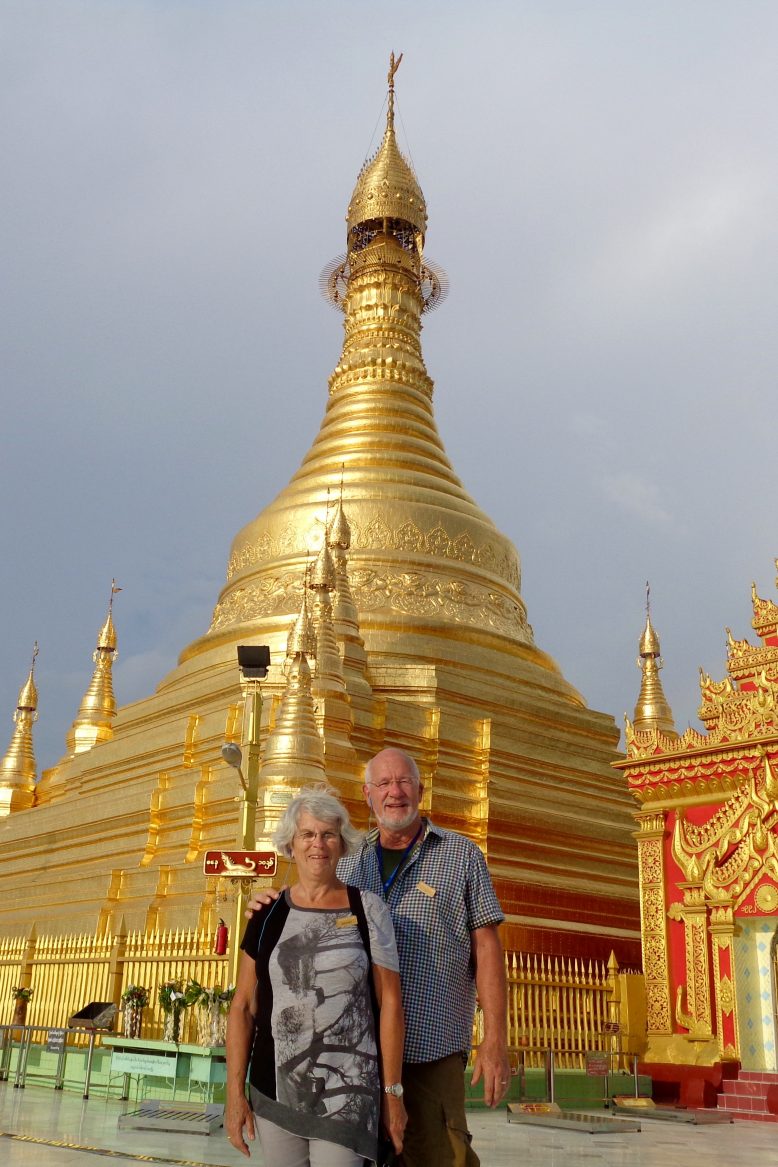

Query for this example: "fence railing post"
[19,924,37,989]
[107,916,128,1011]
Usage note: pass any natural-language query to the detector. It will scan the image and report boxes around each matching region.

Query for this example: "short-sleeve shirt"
[337,820,504,1064]
[240,887,398,1160]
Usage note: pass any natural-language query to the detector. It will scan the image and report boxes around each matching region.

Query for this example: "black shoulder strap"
[348,884,372,960]
[347,885,380,1033]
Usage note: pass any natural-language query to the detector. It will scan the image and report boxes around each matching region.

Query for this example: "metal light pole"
[220,645,269,988]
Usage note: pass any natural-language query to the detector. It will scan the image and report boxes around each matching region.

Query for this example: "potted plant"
[184,979,235,1047]
[120,984,149,1039]
[10,986,33,1026]
[158,980,187,1044]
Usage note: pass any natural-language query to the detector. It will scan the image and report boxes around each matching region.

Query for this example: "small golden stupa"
[0,58,639,961]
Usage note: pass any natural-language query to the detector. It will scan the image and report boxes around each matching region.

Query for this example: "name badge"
[417,882,436,897]
[336,914,358,927]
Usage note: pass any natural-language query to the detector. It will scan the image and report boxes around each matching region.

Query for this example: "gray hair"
[364,749,420,785]
[273,787,363,857]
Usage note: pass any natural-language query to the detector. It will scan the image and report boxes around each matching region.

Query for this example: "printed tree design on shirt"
[272,915,378,1123]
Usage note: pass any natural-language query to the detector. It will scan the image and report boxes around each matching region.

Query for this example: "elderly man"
[248,747,509,1166]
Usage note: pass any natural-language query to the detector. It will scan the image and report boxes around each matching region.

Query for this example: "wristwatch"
[384,1083,404,1098]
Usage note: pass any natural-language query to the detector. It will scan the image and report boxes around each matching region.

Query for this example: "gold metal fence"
[120,926,229,1044]
[473,951,620,1070]
[4,924,629,1064]
[0,933,26,1007]
[25,930,114,1039]
[3,924,228,1046]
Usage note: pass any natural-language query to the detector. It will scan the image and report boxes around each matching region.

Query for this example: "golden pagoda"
[0,58,639,962]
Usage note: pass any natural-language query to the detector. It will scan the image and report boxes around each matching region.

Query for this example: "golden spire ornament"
[66,581,120,755]
[632,584,678,737]
[0,643,39,815]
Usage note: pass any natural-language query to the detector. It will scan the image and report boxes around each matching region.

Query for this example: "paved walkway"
[2,1082,776,1166]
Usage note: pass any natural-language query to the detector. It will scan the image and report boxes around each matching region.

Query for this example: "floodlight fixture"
[237,645,270,680]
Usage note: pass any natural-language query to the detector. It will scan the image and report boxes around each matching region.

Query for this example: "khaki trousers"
[400,1054,479,1167]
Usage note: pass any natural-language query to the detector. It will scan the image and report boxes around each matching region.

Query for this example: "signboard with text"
[203,850,277,878]
[111,1050,176,1077]
[585,1051,610,1077]
[46,1028,66,1053]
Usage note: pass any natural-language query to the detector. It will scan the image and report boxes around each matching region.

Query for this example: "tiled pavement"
[2,1081,778,1166]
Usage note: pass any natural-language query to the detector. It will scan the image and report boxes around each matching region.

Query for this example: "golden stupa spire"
[328,478,371,696]
[309,538,348,702]
[308,534,359,786]
[632,584,678,737]
[66,582,120,756]
[190,54,563,713]
[286,578,317,660]
[257,589,326,841]
[0,643,39,815]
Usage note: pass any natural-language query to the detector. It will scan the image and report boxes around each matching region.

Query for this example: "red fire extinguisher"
[214,918,228,956]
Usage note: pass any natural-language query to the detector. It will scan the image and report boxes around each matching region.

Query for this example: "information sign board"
[111,1050,175,1077]
[203,850,277,877]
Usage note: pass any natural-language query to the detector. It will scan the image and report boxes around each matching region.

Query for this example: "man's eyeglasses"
[369,777,417,792]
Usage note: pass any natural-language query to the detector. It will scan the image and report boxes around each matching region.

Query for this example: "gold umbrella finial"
[387,51,403,126]
[110,578,122,612]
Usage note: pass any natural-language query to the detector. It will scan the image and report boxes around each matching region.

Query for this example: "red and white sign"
[203,850,277,877]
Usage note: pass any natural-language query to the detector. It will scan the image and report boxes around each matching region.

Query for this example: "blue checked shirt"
[338,820,504,1064]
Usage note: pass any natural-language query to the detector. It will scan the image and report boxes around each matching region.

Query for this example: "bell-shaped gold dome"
[175,61,578,710]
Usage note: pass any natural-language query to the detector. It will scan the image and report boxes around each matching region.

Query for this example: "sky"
[2,1,777,772]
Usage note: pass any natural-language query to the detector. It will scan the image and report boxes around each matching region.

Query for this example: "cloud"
[599,472,673,526]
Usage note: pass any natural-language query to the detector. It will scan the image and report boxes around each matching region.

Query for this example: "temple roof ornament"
[750,578,778,639]
[66,582,119,756]
[0,643,39,815]
[619,560,778,806]
[630,589,678,741]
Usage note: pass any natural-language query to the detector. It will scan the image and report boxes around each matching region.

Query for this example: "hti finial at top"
[638,582,661,660]
[109,578,122,612]
[387,51,403,127]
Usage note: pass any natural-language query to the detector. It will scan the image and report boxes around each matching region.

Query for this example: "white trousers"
[255,1115,367,1167]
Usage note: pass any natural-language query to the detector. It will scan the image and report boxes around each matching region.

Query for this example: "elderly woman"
[226,788,406,1166]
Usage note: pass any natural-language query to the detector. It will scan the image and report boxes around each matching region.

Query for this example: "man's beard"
[375,804,419,832]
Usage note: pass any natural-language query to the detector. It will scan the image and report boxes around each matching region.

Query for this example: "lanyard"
[376,822,424,897]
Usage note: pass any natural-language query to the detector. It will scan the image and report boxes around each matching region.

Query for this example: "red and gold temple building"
[617,566,778,1101]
